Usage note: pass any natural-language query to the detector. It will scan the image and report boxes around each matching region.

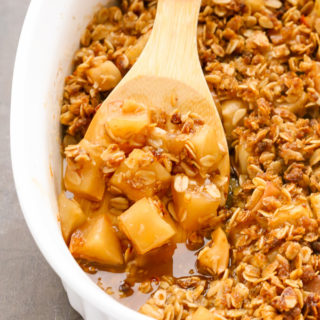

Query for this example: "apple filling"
[60,99,228,270]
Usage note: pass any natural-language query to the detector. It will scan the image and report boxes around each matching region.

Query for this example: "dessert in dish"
[59,0,320,318]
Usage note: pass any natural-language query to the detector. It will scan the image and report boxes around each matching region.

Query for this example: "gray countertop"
[0,1,81,319]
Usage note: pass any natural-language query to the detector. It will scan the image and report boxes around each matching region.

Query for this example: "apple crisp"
[60,0,320,319]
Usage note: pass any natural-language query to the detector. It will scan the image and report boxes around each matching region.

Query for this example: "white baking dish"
[10,0,151,319]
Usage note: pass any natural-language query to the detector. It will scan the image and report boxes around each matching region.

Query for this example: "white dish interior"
[11,0,151,319]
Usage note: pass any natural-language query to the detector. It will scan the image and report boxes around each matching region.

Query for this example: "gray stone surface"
[0,1,81,319]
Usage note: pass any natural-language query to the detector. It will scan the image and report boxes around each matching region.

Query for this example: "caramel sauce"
[86,243,200,310]
[62,160,206,309]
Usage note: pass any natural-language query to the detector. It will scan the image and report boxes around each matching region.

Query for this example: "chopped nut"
[273,287,297,311]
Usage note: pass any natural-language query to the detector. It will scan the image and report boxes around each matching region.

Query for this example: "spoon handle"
[127,0,205,91]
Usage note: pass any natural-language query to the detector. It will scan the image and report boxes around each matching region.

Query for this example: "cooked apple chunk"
[69,214,123,266]
[221,99,247,138]
[86,60,121,91]
[172,175,221,231]
[197,228,230,275]
[65,159,105,202]
[76,192,111,218]
[162,207,188,243]
[58,193,86,243]
[190,124,223,171]
[118,197,176,255]
[105,100,150,140]
[64,140,105,201]
[235,141,249,175]
[109,149,171,201]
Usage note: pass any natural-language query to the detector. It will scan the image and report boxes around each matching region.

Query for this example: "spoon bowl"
[85,0,230,194]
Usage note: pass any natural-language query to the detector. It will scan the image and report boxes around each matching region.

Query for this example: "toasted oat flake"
[184,141,197,160]
[199,155,217,168]
[180,162,197,177]
[252,177,267,187]
[135,170,156,185]
[205,184,221,200]
[259,16,274,29]
[110,196,129,210]
[167,201,178,222]
[174,174,189,193]
[265,0,282,8]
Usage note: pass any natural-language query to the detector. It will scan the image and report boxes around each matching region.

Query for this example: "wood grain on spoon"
[85,0,229,194]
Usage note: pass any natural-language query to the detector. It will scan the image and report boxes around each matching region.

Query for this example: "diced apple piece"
[197,228,230,275]
[235,141,249,175]
[162,208,187,243]
[109,149,171,201]
[269,204,311,228]
[76,192,111,217]
[164,133,187,155]
[125,31,150,65]
[172,175,221,231]
[105,100,150,140]
[221,99,247,138]
[58,193,86,243]
[69,214,123,266]
[309,193,320,219]
[86,61,121,91]
[190,125,223,171]
[118,197,176,255]
[76,193,121,230]
[64,159,105,201]
[149,161,171,182]
[64,140,106,201]
[192,307,223,320]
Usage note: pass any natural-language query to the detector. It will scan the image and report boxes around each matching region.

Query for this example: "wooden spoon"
[85,0,229,195]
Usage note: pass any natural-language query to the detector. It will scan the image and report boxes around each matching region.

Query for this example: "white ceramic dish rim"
[10,0,151,318]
